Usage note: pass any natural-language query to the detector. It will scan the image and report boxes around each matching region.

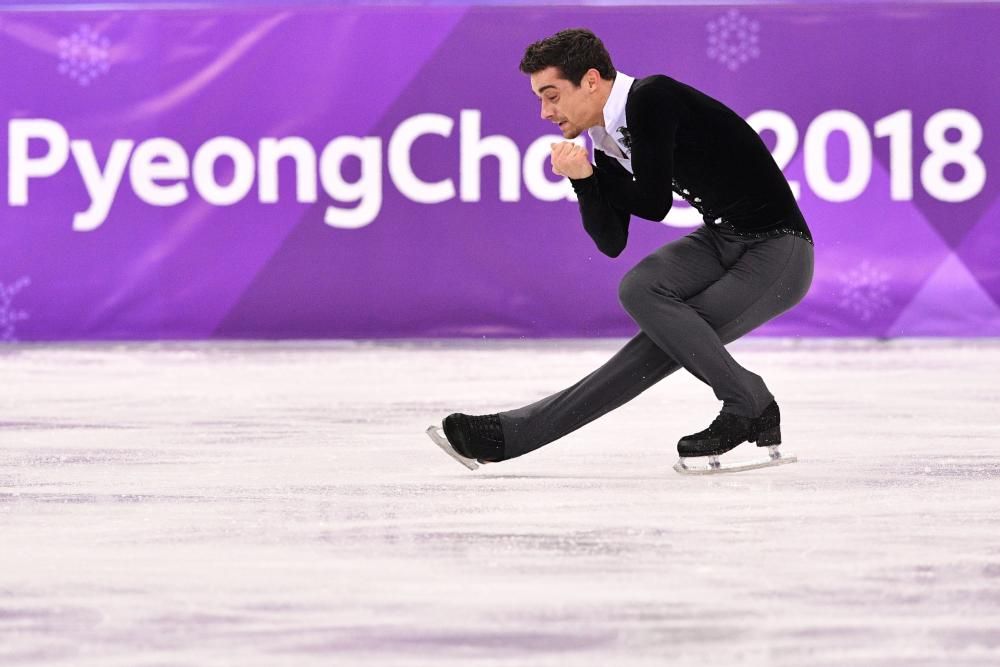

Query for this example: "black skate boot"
[677,410,755,458]
[751,400,781,448]
[442,413,505,463]
[674,400,795,474]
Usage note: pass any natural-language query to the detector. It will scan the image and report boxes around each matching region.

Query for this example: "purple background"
[1,4,998,341]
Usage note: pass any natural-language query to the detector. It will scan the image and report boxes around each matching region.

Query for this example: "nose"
[540,99,554,121]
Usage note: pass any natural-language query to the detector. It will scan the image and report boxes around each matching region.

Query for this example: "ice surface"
[1,339,999,666]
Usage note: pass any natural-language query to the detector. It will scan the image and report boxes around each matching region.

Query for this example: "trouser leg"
[497,227,814,461]
[618,239,768,418]
[499,332,682,460]
[619,228,814,418]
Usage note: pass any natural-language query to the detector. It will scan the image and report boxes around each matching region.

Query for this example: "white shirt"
[587,71,636,174]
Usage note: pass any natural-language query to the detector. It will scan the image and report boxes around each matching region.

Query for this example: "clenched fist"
[550,141,593,180]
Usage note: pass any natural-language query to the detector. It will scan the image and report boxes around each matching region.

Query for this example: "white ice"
[1,339,999,666]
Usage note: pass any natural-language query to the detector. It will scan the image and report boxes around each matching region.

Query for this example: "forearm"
[569,174,630,258]
[597,170,672,222]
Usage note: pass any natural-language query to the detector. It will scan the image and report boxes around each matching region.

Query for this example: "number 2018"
[748,109,986,203]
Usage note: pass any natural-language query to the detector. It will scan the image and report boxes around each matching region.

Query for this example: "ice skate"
[673,400,796,475]
[425,413,505,471]
[426,424,480,470]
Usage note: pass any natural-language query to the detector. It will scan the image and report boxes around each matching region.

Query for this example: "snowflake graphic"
[707,9,761,71]
[58,24,111,86]
[837,261,892,322]
[1,276,31,342]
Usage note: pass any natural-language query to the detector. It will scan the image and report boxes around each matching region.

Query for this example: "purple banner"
[1,4,998,340]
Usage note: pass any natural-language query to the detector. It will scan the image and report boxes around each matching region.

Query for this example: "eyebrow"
[534,84,557,98]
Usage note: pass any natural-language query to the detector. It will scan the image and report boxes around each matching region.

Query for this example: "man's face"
[530,66,601,139]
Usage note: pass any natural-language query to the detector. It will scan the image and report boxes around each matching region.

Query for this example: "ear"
[584,68,600,91]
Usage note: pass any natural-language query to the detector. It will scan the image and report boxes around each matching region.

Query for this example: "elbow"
[584,223,627,258]
[647,198,672,222]
[599,239,626,258]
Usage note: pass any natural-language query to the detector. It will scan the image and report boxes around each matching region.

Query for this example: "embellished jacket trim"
[712,221,814,245]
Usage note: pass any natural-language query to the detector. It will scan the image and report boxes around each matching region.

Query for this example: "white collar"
[601,71,635,137]
[588,72,635,160]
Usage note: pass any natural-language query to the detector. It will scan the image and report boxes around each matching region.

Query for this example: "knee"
[618,260,675,316]
[618,265,647,315]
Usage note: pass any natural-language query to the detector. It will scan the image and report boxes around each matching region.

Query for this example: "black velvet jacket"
[570,74,813,257]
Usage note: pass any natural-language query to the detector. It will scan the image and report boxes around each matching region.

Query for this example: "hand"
[550,142,593,180]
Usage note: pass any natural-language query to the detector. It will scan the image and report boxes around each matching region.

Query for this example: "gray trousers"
[497,223,815,460]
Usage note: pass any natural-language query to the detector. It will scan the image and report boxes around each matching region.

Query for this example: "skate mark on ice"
[286,627,615,655]
[0,421,138,431]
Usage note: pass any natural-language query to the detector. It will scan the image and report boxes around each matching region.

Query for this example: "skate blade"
[426,425,480,471]
[673,448,797,475]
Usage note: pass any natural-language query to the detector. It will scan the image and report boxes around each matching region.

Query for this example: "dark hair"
[519,28,616,86]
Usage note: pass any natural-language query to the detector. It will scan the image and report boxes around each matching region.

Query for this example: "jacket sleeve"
[568,151,633,258]
[568,80,679,257]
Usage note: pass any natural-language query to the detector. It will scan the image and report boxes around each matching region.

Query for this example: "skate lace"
[710,412,742,431]
[468,414,504,444]
[694,411,752,439]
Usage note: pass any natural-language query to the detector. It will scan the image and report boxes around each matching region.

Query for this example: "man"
[428,28,814,471]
